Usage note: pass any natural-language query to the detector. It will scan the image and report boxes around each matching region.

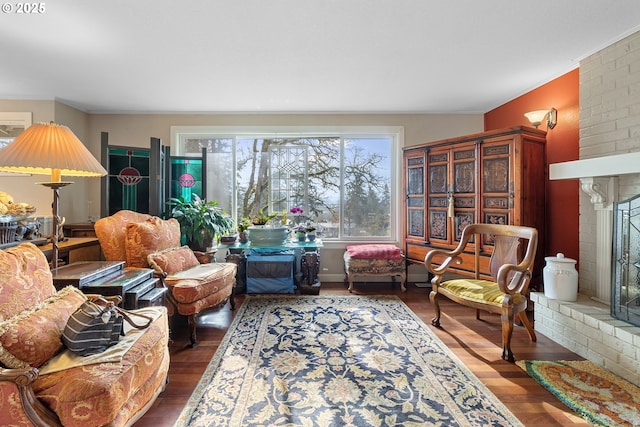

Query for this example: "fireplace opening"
[612,193,640,327]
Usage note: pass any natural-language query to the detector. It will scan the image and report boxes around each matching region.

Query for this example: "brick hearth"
[531,292,640,387]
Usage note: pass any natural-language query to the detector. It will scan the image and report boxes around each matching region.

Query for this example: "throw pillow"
[0,242,57,321]
[147,246,200,275]
[125,217,182,268]
[94,210,152,262]
[0,286,87,369]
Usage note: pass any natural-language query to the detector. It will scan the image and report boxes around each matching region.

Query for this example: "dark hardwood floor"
[135,282,590,426]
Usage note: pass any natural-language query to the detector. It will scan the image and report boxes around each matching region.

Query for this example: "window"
[172,126,402,241]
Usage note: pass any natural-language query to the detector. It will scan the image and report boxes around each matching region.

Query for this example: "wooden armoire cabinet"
[403,126,546,286]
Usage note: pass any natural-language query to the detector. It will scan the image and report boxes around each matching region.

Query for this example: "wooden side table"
[39,237,102,265]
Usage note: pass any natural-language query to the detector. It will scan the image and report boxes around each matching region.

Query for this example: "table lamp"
[0,122,107,269]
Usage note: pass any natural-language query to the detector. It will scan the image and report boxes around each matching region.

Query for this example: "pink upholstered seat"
[344,244,406,292]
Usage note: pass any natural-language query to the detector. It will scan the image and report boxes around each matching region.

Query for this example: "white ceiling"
[1,0,639,114]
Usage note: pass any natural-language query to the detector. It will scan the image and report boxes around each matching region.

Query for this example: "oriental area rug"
[517,360,640,427]
[176,295,524,427]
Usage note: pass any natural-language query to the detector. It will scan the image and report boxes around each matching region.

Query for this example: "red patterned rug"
[517,360,640,427]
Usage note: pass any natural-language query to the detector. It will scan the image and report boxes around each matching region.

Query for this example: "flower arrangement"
[290,206,304,216]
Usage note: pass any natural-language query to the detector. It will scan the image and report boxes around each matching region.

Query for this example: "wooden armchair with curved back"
[424,223,538,362]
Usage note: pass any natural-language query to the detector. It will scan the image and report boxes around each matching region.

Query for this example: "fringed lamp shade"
[0,122,107,181]
[0,121,106,269]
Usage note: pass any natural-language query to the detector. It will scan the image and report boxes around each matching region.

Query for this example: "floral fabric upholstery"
[32,309,169,427]
[0,286,86,369]
[124,216,182,268]
[147,245,200,275]
[94,210,151,264]
[0,242,170,427]
[343,247,407,292]
[0,242,57,320]
[344,255,406,275]
[164,263,237,316]
[95,211,237,346]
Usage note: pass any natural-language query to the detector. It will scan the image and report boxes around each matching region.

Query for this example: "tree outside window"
[177,129,396,240]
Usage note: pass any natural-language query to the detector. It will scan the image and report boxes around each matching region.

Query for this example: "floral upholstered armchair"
[94,210,237,347]
[0,242,170,427]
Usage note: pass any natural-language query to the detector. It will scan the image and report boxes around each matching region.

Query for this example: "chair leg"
[429,290,441,327]
[517,311,537,342]
[229,292,236,310]
[500,312,515,362]
[188,314,199,348]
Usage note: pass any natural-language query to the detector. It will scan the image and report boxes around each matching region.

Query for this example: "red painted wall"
[484,69,580,265]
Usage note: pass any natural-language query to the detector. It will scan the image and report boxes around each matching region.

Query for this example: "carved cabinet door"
[426,143,477,247]
[404,150,426,242]
[480,136,514,241]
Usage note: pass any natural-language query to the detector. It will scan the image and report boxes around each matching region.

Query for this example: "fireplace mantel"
[550,151,640,181]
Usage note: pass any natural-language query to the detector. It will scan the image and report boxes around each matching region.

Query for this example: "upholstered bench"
[344,244,406,292]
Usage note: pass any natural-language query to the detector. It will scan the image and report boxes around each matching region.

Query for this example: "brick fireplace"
[533,30,640,386]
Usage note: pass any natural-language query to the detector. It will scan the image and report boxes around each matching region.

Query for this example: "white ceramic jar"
[543,253,578,301]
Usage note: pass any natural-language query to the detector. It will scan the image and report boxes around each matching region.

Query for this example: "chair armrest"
[424,249,463,276]
[496,262,532,294]
[0,367,62,426]
[193,250,216,264]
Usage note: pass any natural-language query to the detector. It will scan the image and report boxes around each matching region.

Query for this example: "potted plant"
[295,224,307,241]
[164,195,234,252]
[247,208,289,245]
[250,208,279,226]
[306,224,317,241]
[237,217,252,243]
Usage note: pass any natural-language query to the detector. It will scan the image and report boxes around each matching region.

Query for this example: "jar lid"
[544,252,576,263]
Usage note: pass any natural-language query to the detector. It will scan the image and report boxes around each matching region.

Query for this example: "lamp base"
[37,181,73,269]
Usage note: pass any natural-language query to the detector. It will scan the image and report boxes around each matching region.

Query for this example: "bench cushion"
[346,244,402,260]
[440,279,525,306]
[164,263,237,315]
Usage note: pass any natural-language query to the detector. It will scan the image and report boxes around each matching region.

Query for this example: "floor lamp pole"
[40,182,71,270]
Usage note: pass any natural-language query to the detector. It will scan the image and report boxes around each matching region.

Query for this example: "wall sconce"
[524,108,557,129]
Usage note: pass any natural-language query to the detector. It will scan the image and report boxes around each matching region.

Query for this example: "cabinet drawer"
[406,244,430,264]
[64,224,97,238]
[68,229,97,237]
[406,243,492,279]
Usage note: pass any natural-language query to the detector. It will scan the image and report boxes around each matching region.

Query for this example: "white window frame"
[171,125,404,245]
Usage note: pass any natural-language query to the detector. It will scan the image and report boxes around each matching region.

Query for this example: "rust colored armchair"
[95,210,237,347]
[0,242,170,427]
[424,223,538,362]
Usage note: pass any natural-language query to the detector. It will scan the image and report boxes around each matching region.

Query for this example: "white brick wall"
[579,30,640,297]
[532,292,640,386]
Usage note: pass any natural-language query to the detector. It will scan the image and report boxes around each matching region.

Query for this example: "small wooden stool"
[344,244,406,292]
